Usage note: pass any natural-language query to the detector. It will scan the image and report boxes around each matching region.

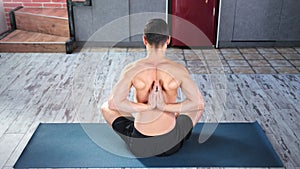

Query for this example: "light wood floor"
[0,48,299,169]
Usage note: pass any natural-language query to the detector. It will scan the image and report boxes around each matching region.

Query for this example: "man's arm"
[108,64,151,113]
[158,69,204,113]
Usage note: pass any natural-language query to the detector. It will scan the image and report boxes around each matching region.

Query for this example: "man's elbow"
[194,95,204,111]
[108,97,117,111]
[198,99,204,111]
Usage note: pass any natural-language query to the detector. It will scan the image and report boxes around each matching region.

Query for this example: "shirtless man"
[101,19,204,157]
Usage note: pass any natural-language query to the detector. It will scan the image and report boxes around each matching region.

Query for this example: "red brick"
[32,0,50,2]
[52,0,66,2]
[4,7,14,12]
[6,18,11,27]
[43,3,63,7]
[5,13,9,19]
[23,2,43,7]
[3,2,23,7]
[12,0,31,2]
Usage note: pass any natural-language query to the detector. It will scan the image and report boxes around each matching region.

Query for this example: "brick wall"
[3,0,67,29]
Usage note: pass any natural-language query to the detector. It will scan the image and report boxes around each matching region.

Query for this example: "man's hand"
[147,80,166,111]
[156,81,166,111]
[148,84,157,110]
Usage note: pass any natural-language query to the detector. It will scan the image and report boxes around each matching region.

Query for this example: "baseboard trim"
[218,41,300,48]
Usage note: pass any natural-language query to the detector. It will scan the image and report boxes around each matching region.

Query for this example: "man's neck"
[146,46,167,64]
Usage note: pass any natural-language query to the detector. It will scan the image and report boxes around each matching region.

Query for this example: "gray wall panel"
[74,6,93,42]
[129,0,166,42]
[278,0,300,41]
[232,0,282,41]
[91,0,130,42]
[218,0,236,41]
[74,0,130,43]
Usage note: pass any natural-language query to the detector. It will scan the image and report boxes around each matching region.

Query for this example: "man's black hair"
[144,19,169,48]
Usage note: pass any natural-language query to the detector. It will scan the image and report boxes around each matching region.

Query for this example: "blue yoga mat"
[14,122,283,168]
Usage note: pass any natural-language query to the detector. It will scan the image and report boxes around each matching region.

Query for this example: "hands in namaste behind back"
[148,80,166,111]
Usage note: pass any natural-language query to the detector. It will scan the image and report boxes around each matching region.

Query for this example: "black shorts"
[112,115,193,157]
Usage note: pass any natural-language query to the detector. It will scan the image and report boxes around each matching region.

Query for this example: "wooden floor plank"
[4,122,39,167]
[0,53,26,79]
[0,30,69,53]
[268,114,300,167]
[0,109,20,137]
[15,12,69,37]
[5,91,51,134]
[0,53,15,67]
[0,54,43,111]
[16,8,68,19]
[35,89,70,123]
[55,54,78,90]
[0,30,69,43]
[0,134,23,168]
[54,97,76,123]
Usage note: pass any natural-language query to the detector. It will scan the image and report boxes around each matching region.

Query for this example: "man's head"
[143,19,170,48]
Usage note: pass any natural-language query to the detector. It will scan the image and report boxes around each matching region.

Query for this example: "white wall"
[0,0,8,34]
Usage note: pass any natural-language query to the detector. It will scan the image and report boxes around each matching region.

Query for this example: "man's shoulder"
[122,59,154,75]
[123,58,188,76]
[125,59,154,69]
[159,60,188,73]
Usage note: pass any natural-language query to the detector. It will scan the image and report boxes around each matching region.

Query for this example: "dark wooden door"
[171,0,218,47]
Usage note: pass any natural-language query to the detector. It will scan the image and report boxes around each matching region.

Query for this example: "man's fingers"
[151,80,157,91]
[153,80,159,92]
[148,87,159,109]
[157,83,162,91]
[156,91,165,111]
[151,79,163,92]
[158,90,164,101]
[158,79,163,91]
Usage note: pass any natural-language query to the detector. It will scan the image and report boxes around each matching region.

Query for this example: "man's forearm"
[163,99,204,113]
[108,98,150,113]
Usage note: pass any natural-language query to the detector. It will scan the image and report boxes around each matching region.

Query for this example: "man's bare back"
[103,55,204,132]
[131,58,183,136]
